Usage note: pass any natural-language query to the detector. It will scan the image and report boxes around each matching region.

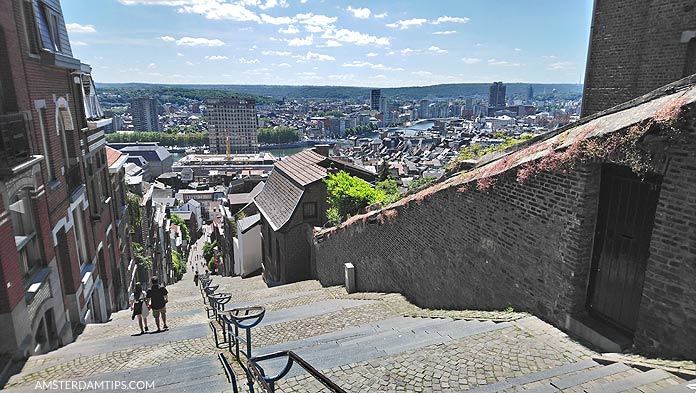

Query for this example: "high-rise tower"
[207,98,259,154]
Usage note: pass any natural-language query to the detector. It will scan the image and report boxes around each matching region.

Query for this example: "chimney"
[315,144,330,157]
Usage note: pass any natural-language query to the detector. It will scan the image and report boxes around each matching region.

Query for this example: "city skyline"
[61,0,593,87]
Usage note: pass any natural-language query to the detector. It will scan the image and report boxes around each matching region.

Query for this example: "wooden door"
[587,165,661,335]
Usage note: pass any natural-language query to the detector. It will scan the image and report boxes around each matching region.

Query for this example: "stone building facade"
[314,78,696,359]
[582,0,696,116]
[207,98,259,154]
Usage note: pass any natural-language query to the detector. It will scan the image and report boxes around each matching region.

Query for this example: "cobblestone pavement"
[3,236,692,392]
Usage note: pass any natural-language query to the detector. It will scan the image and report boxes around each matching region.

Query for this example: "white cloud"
[374,12,387,19]
[304,25,324,33]
[324,40,342,47]
[433,30,456,35]
[295,13,337,26]
[542,55,558,59]
[514,47,522,52]
[262,50,292,56]
[547,61,576,71]
[346,6,371,19]
[178,2,261,22]
[412,71,433,76]
[322,28,390,46]
[461,57,481,64]
[400,48,416,56]
[428,45,447,54]
[260,13,293,25]
[66,23,96,33]
[342,61,404,71]
[205,55,228,60]
[160,35,176,42]
[238,57,259,64]
[259,0,288,10]
[488,58,522,66]
[287,35,313,46]
[72,40,88,46]
[295,51,335,62]
[386,18,427,30]
[176,36,225,46]
[176,52,185,56]
[366,52,378,57]
[276,62,291,67]
[431,16,470,24]
[279,25,299,34]
[148,63,157,69]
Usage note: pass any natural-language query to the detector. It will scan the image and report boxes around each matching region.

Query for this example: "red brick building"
[0,0,131,358]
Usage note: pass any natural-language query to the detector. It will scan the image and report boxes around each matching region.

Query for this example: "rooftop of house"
[227,181,265,206]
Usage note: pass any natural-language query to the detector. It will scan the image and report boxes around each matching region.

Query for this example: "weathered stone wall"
[635,117,696,358]
[314,117,696,358]
[315,165,602,328]
[582,0,696,116]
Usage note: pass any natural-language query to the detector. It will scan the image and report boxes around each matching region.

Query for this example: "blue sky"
[61,0,593,87]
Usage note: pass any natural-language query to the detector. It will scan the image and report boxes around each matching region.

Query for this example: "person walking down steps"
[147,277,169,332]
[130,282,149,335]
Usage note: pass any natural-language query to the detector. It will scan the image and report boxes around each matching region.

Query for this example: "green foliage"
[132,242,152,270]
[326,207,342,227]
[257,127,300,144]
[457,133,535,162]
[172,250,185,278]
[375,178,401,205]
[126,193,142,233]
[164,124,199,134]
[97,85,268,107]
[324,171,385,222]
[202,241,217,264]
[344,123,377,136]
[505,306,515,313]
[170,214,190,242]
[313,110,344,117]
[408,177,437,193]
[106,131,208,146]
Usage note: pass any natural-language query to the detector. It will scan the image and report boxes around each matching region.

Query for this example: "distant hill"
[96,82,583,103]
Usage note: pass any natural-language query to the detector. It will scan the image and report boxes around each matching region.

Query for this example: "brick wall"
[315,166,601,326]
[583,0,696,116]
[634,116,696,358]
[314,116,696,358]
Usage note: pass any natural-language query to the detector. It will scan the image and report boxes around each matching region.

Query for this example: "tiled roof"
[254,166,304,231]
[275,149,327,186]
[227,182,265,205]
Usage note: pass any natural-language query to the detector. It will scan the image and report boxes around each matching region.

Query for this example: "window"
[39,4,61,52]
[0,26,18,115]
[684,37,696,78]
[72,206,89,265]
[20,0,40,55]
[37,107,56,181]
[10,189,40,277]
[302,202,317,219]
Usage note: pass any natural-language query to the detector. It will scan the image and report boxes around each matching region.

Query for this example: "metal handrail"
[248,350,346,393]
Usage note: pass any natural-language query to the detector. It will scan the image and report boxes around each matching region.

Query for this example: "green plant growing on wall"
[324,170,385,223]
[132,242,152,270]
[126,193,142,233]
[408,177,437,193]
[203,241,217,264]
[170,213,190,242]
[172,250,185,278]
[376,178,401,205]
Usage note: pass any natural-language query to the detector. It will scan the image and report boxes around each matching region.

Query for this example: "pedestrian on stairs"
[194,270,199,287]
[147,277,169,332]
[130,282,149,335]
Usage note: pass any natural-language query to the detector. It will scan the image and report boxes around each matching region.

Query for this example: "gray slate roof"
[254,168,304,231]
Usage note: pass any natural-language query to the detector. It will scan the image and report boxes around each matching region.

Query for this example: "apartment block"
[207,98,259,154]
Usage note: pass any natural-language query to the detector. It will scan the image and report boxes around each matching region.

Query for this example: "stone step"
[465,360,599,392]
[258,299,373,327]
[585,368,676,393]
[550,362,631,390]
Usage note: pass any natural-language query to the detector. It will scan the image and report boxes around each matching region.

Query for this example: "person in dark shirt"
[146,276,169,331]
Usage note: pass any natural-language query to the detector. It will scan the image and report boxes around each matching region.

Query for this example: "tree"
[257,127,300,144]
[126,193,142,233]
[203,241,217,265]
[408,177,436,193]
[172,250,185,279]
[132,242,152,270]
[324,171,385,222]
[170,214,190,242]
[376,178,401,205]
